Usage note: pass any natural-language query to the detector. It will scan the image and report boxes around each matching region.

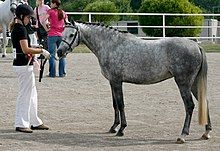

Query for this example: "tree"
[83,0,119,24]
[130,0,142,13]
[189,0,220,20]
[189,0,220,13]
[139,0,204,37]
[28,0,50,8]
[61,0,96,21]
[110,0,133,20]
[62,0,134,21]
[112,0,132,13]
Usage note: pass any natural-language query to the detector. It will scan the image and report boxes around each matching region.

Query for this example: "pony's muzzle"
[10,7,16,13]
[57,48,65,58]
[10,4,17,14]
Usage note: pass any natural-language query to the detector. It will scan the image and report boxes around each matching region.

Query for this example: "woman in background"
[34,0,50,49]
[43,0,68,77]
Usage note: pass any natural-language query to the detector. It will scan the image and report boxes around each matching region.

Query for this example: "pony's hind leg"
[176,83,195,144]
[201,112,212,140]
[109,81,127,136]
[1,25,7,57]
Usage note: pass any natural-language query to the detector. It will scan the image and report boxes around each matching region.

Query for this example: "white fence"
[66,12,220,42]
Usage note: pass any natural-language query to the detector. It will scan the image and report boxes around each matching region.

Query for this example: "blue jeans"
[47,36,66,77]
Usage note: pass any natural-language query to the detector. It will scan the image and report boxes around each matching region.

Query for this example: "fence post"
[89,13,92,23]
[163,14,166,38]
[217,21,220,44]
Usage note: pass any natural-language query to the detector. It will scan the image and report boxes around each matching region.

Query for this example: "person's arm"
[65,13,69,24]
[20,39,42,54]
[20,39,50,58]
[42,7,51,31]
[42,13,50,31]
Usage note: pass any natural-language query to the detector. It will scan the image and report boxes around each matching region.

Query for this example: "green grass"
[199,43,220,52]
[5,43,220,53]
[74,43,220,53]
[73,44,91,53]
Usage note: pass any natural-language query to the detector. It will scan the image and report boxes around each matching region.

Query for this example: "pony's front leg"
[109,106,120,133]
[109,88,120,133]
[109,81,127,136]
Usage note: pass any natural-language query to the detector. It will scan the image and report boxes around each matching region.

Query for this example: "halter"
[61,25,80,52]
[10,0,23,13]
[10,0,18,7]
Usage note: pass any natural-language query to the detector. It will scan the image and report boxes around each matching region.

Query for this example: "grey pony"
[0,0,20,57]
[57,21,212,144]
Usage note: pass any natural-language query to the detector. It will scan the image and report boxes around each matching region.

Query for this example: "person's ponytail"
[51,0,63,21]
[57,8,64,21]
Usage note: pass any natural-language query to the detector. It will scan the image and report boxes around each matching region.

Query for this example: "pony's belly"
[122,72,173,84]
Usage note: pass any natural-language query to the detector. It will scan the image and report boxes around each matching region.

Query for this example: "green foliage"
[139,0,204,37]
[83,0,119,24]
[111,0,131,12]
[28,0,35,8]
[111,0,136,21]
[189,0,220,20]
[130,0,142,13]
[189,0,220,13]
[110,0,133,20]
[61,0,135,21]
[61,0,94,21]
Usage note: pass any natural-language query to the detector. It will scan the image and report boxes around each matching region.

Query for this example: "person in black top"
[11,4,50,133]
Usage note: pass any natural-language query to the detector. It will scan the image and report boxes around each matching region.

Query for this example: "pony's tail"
[197,46,208,125]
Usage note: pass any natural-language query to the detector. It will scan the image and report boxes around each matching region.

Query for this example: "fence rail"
[66,12,220,41]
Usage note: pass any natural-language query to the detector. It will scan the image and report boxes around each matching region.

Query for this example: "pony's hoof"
[109,128,117,133]
[201,133,210,140]
[176,138,185,144]
[116,131,124,136]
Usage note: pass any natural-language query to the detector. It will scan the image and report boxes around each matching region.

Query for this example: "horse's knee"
[117,100,124,110]
[185,100,195,115]
[187,104,195,115]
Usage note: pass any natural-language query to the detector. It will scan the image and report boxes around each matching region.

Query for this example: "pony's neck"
[4,0,10,6]
[78,23,120,56]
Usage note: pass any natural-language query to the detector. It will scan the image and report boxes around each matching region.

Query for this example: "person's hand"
[41,49,50,59]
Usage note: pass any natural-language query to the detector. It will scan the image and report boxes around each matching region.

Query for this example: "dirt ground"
[0,53,220,151]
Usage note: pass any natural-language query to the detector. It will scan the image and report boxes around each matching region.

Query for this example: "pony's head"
[10,0,21,13]
[57,20,80,58]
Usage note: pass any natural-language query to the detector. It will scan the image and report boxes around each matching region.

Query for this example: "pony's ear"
[71,20,75,26]
[65,20,71,26]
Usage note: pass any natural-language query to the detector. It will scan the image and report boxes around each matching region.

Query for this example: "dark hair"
[51,0,63,21]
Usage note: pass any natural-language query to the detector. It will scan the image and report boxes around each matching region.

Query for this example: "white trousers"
[13,66,43,128]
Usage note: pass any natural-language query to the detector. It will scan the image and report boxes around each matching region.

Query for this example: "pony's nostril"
[57,49,63,58]
[10,8,16,13]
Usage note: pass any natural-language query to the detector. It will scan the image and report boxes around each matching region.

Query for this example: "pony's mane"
[76,21,129,34]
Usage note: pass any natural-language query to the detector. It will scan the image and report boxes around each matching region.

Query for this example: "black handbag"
[37,26,47,37]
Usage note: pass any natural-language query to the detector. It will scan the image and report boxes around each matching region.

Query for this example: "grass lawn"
[4,43,220,53]
[72,43,220,53]
[199,43,220,52]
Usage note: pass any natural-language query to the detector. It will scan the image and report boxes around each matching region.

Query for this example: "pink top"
[47,9,67,36]
[34,5,50,27]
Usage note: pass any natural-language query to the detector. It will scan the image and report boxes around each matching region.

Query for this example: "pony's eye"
[69,34,74,38]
